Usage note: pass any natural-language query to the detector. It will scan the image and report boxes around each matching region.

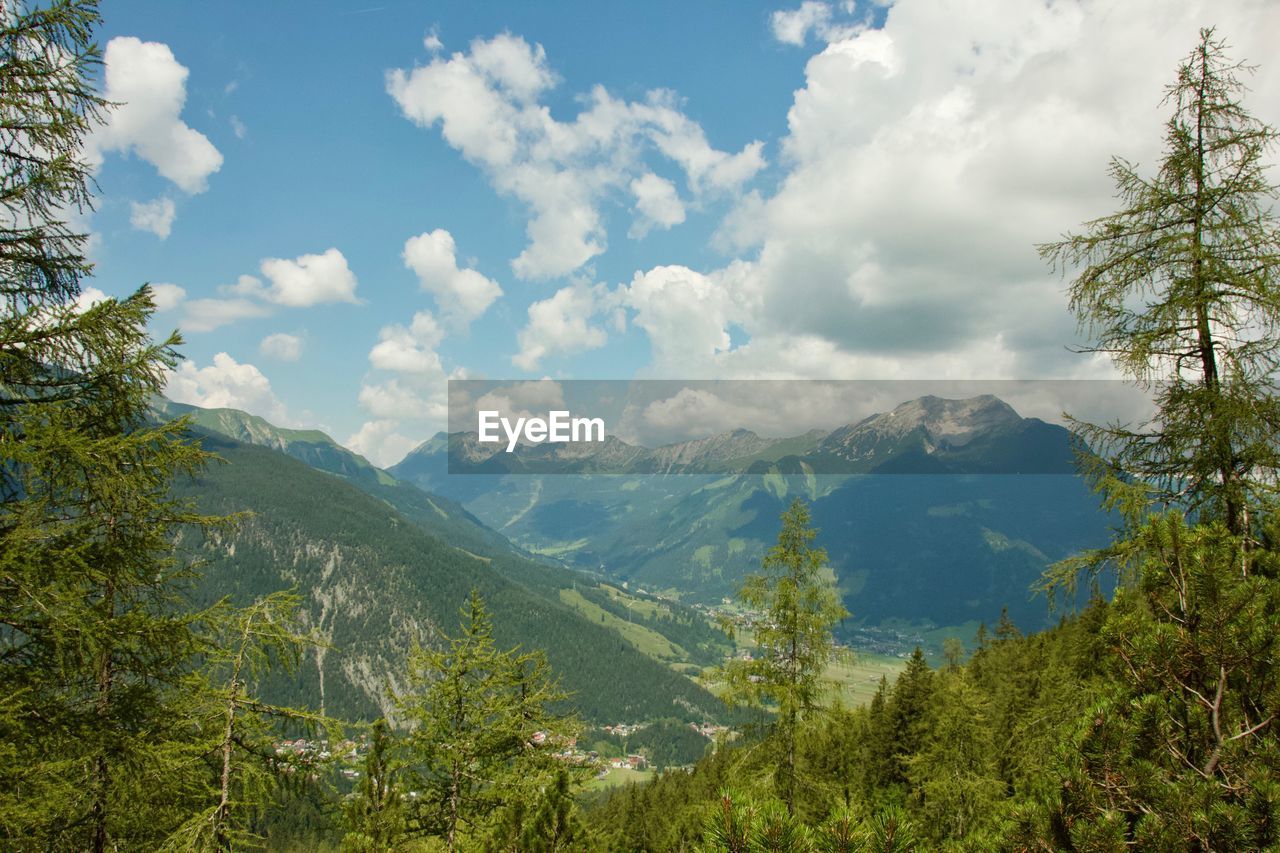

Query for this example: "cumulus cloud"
[149,283,186,312]
[614,0,1280,383]
[73,286,109,313]
[259,332,303,361]
[770,2,861,47]
[771,2,834,45]
[258,248,359,307]
[513,283,608,370]
[387,34,765,279]
[353,311,457,463]
[402,230,502,325]
[165,352,291,425]
[467,379,568,427]
[91,37,223,194]
[369,311,445,374]
[345,420,421,468]
[620,264,753,374]
[129,197,176,238]
[358,378,443,420]
[629,173,686,238]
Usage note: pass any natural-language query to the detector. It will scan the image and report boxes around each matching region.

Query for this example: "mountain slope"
[390,395,1112,633]
[157,400,517,559]
[174,429,730,724]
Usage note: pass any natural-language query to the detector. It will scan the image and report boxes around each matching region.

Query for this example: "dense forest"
[4,2,1280,850]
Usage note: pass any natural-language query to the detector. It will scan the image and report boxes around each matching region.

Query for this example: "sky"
[82,0,1280,466]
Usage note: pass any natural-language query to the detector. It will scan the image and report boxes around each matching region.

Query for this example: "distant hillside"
[157,400,517,559]
[168,425,731,724]
[391,395,1112,634]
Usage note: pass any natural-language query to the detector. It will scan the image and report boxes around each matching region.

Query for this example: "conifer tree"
[166,592,334,851]
[1039,29,1280,848]
[0,1,233,847]
[1040,27,1280,545]
[397,590,577,851]
[905,673,1002,846]
[341,719,407,852]
[717,498,847,813]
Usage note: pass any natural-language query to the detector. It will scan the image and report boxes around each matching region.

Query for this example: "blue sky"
[83,1,1280,465]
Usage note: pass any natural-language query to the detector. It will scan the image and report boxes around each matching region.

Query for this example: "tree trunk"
[91,579,116,853]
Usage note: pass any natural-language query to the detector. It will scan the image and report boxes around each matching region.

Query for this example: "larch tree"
[717,497,848,814]
[397,589,579,851]
[1040,29,1280,849]
[0,2,310,848]
[0,0,212,846]
[1040,27,1280,550]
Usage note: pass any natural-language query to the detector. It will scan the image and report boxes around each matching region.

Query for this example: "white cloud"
[772,2,833,46]
[467,32,556,102]
[369,311,446,374]
[629,173,686,238]
[344,419,421,468]
[149,283,186,312]
[179,297,270,333]
[73,286,109,313]
[165,352,291,425]
[469,380,568,426]
[387,35,765,280]
[220,274,266,298]
[91,37,223,194]
[402,230,502,325]
[259,332,303,361]
[258,248,359,307]
[358,378,442,419]
[616,0,1280,382]
[129,197,176,238]
[230,115,247,139]
[163,252,358,335]
[620,264,751,374]
[513,283,607,370]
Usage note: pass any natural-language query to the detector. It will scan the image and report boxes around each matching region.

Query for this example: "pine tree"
[716,498,848,813]
[905,672,1003,846]
[885,649,933,790]
[397,590,578,851]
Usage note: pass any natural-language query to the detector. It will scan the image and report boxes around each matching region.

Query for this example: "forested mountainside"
[174,428,730,724]
[155,399,520,559]
[391,395,1113,630]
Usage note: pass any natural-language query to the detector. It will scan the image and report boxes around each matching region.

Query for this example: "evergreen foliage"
[340,719,408,852]
[0,2,224,847]
[397,590,583,851]
[716,498,847,812]
[1,5,345,848]
[1039,27,1280,539]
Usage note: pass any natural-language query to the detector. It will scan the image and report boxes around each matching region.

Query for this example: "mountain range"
[156,401,734,725]
[391,395,1112,632]
[426,395,1078,476]
[158,393,1114,725]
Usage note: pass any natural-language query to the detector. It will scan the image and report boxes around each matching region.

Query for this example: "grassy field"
[558,588,687,662]
[822,652,908,706]
[585,766,654,791]
[598,583,668,619]
[700,650,907,709]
